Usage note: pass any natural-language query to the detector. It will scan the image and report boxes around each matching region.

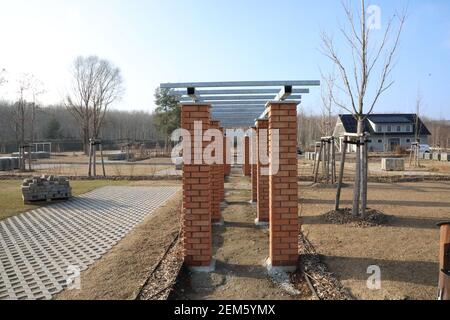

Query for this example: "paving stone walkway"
[0,186,179,300]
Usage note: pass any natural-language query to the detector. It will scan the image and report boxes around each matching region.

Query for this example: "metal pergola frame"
[160,80,320,128]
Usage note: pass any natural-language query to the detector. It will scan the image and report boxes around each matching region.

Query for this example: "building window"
[397,126,401,132]
[377,126,383,133]
[387,125,392,132]
[378,139,383,143]
[406,125,411,132]
[406,139,411,143]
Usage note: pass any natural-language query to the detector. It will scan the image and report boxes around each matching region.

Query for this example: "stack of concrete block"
[107,152,134,161]
[0,157,20,171]
[433,153,441,161]
[381,158,405,171]
[440,153,450,162]
[304,152,316,161]
[22,175,72,203]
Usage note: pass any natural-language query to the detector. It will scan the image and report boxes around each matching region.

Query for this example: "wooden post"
[322,140,326,181]
[312,143,318,175]
[331,137,336,184]
[88,140,92,177]
[314,142,323,183]
[437,221,450,300]
[335,137,348,211]
[100,143,106,177]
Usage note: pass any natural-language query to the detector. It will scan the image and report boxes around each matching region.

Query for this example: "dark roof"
[338,114,431,135]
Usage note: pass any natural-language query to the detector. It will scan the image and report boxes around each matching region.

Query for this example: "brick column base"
[181,104,214,270]
[268,102,299,270]
[210,121,222,224]
[256,119,269,224]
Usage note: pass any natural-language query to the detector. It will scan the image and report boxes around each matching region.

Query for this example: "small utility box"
[381,158,405,171]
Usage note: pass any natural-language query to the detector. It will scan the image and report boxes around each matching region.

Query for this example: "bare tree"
[29,76,45,144]
[320,72,337,137]
[321,0,406,217]
[66,56,124,153]
[12,74,33,145]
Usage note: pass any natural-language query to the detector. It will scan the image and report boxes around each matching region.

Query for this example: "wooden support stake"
[314,142,323,183]
[88,141,92,177]
[335,137,347,211]
[438,221,450,300]
[100,143,106,177]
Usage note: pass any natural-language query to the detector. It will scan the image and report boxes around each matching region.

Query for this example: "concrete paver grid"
[0,186,179,300]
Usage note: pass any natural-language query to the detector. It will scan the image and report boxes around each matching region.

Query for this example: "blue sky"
[0,0,449,118]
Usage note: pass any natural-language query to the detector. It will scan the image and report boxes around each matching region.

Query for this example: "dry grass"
[0,179,180,221]
[0,180,130,221]
[299,181,450,300]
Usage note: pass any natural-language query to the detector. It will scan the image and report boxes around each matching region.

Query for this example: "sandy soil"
[55,186,181,300]
[299,181,450,300]
[299,157,450,179]
[172,169,312,300]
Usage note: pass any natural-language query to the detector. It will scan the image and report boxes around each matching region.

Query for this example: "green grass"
[0,180,132,221]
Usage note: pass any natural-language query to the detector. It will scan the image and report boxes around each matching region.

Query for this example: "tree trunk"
[360,134,368,217]
[352,119,364,216]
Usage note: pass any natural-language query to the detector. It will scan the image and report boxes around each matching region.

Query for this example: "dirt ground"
[172,169,312,300]
[299,156,450,179]
[55,184,181,300]
[299,180,450,300]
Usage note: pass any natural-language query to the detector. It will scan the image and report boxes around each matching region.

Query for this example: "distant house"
[333,114,431,152]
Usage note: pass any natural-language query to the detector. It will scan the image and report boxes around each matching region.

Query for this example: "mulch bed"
[323,208,391,228]
[293,233,354,300]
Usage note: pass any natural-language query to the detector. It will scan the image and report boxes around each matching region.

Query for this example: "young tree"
[321,0,406,217]
[66,56,124,153]
[154,87,180,151]
[12,74,33,145]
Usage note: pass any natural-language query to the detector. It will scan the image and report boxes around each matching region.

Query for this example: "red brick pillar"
[268,102,299,269]
[219,127,225,202]
[251,127,257,203]
[256,119,269,224]
[223,133,231,177]
[243,136,251,176]
[210,120,222,224]
[181,104,213,269]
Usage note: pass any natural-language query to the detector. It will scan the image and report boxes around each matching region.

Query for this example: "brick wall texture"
[256,119,269,223]
[181,104,212,267]
[268,102,299,267]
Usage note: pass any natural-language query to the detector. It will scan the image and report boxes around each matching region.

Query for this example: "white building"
[333,114,431,152]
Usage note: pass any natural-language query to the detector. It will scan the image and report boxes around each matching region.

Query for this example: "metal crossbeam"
[161,80,320,88]
[169,88,310,96]
[160,80,319,128]
[179,94,302,102]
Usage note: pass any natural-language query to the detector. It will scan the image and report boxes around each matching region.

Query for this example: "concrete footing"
[188,259,216,273]
[265,257,297,273]
[255,218,269,227]
[212,218,225,226]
